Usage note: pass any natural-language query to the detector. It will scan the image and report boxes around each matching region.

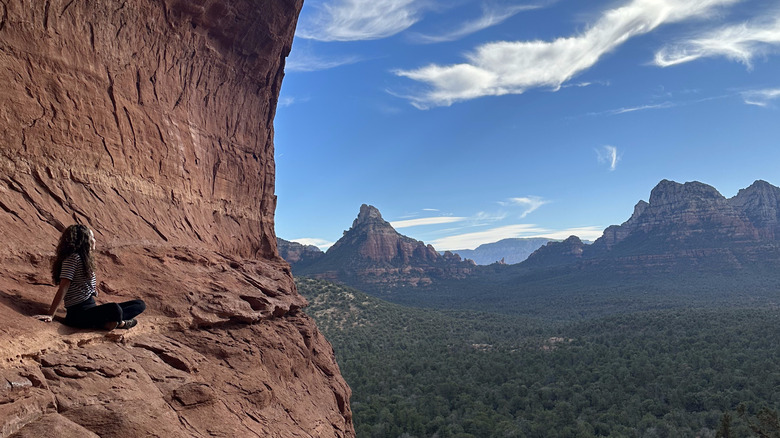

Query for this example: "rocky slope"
[278,238,325,268]
[523,236,586,268]
[0,1,353,436]
[294,205,475,288]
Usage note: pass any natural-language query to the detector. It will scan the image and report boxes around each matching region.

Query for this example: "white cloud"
[742,88,780,107]
[654,14,780,67]
[279,97,296,107]
[289,238,336,251]
[505,196,549,218]
[537,227,605,241]
[430,224,604,250]
[278,96,311,108]
[297,0,425,42]
[561,80,610,89]
[394,0,738,108]
[431,224,547,250]
[596,145,620,171]
[422,208,440,212]
[286,52,362,72]
[390,216,467,228]
[474,211,508,222]
[607,102,676,114]
[586,93,731,116]
[409,4,539,44]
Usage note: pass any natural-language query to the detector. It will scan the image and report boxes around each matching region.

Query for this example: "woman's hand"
[33,314,53,322]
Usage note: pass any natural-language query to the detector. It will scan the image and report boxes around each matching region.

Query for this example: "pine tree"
[715,412,732,438]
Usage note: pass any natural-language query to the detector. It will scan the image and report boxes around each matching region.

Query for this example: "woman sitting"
[35,224,146,330]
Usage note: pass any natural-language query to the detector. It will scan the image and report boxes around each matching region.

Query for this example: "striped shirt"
[61,253,97,308]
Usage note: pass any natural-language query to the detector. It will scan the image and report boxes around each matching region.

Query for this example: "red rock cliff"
[0,0,354,436]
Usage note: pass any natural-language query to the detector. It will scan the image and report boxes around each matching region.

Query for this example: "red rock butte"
[0,1,354,436]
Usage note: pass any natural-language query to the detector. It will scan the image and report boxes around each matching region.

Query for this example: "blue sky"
[273,0,780,251]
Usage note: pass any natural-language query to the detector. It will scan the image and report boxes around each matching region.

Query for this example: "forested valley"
[298,278,780,437]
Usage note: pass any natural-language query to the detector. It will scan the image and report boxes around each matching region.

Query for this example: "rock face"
[529,180,780,271]
[278,238,325,267]
[524,236,585,267]
[295,205,475,288]
[0,1,354,437]
[729,180,780,240]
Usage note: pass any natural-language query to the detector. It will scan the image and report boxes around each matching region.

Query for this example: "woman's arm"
[49,278,70,314]
[35,279,70,322]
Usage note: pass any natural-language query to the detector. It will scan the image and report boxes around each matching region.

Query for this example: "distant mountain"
[522,235,586,268]
[451,237,553,265]
[525,179,780,272]
[277,238,324,270]
[291,204,476,289]
[284,181,780,314]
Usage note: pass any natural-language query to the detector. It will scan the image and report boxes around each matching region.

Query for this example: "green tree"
[715,412,732,438]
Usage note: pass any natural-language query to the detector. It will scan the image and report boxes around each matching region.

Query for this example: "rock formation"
[278,238,325,267]
[530,180,780,271]
[0,1,353,436]
[294,204,475,288]
[523,236,585,267]
[729,180,780,240]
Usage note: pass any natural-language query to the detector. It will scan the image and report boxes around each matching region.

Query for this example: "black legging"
[65,297,146,329]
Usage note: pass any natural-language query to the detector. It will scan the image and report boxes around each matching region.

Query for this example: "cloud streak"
[290,238,336,251]
[390,216,467,228]
[742,88,780,107]
[286,52,362,72]
[409,4,540,44]
[279,97,297,108]
[597,145,620,171]
[505,196,549,218]
[394,0,738,108]
[297,0,425,42]
[654,14,780,67]
[586,93,732,117]
[431,224,546,250]
[430,224,604,250]
[606,102,676,115]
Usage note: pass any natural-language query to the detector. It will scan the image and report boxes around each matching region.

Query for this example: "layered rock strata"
[278,238,325,267]
[530,180,780,271]
[0,1,353,436]
[295,204,475,288]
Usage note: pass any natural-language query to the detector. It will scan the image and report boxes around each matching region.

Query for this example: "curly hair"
[51,224,95,284]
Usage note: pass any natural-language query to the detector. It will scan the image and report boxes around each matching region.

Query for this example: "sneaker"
[118,319,137,329]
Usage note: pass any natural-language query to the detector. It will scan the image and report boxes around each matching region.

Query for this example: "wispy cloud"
[394,0,738,108]
[278,96,311,108]
[409,4,540,44]
[423,208,440,212]
[279,97,297,108]
[289,238,336,251]
[430,224,604,250]
[539,227,604,241]
[286,52,362,72]
[596,145,620,171]
[431,224,546,250]
[561,80,610,89]
[390,216,467,228]
[586,93,731,117]
[742,88,780,107]
[607,102,676,115]
[654,14,780,67]
[474,211,508,222]
[503,196,549,218]
[297,0,426,42]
